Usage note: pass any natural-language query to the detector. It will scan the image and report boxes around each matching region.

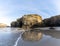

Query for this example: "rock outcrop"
[11,21,17,27]
[0,23,7,28]
[11,14,42,29]
[43,15,60,27]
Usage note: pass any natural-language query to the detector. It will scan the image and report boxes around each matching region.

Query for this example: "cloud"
[1,0,60,25]
[0,0,51,26]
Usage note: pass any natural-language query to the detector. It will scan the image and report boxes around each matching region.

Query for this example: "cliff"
[11,14,42,29]
[43,15,60,27]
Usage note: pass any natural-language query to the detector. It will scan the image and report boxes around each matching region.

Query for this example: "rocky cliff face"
[21,14,42,29]
[11,14,60,27]
[0,23,7,28]
[43,15,60,27]
[11,14,42,29]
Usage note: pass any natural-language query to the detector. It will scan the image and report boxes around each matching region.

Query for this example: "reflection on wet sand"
[22,28,60,41]
[33,29,60,39]
[22,31,43,41]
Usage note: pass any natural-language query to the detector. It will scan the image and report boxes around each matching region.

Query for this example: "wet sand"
[0,27,60,46]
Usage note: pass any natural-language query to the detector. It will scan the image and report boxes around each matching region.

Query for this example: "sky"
[0,0,60,26]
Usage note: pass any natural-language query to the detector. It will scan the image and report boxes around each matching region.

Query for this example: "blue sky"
[0,0,60,25]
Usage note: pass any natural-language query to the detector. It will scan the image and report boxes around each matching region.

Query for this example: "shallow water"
[0,27,60,46]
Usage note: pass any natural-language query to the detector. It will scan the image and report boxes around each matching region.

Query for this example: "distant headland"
[0,23,8,28]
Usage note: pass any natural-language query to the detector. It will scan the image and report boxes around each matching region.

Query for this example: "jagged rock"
[11,14,42,29]
[0,23,7,28]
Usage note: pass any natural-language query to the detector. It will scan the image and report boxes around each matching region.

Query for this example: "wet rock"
[49,27,55,29]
